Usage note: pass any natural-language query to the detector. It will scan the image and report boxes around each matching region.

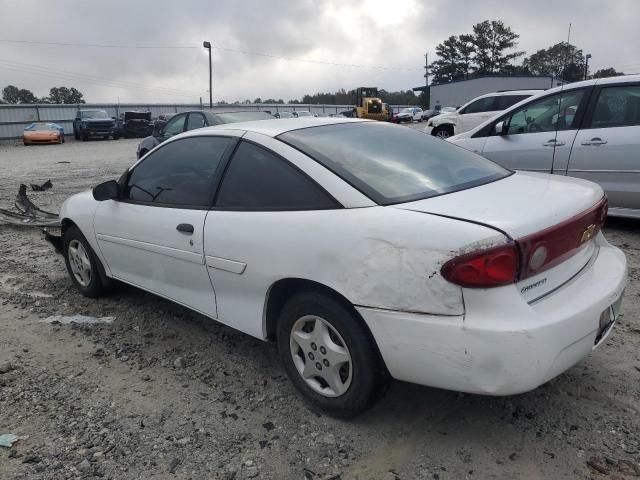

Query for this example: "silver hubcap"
[436,129,450,138]
[289,315,353,397]
[68,239,92,287]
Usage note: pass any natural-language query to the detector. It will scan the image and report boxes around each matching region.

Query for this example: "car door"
[94,134,238,318]
[568,83,640,213]
[202,134,341,338]
[457,96,498,133]
[480,88,588,172]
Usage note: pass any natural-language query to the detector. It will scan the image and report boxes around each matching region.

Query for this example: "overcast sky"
[0,0,638,104]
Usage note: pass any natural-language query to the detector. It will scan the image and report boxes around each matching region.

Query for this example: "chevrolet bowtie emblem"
[581,224,597,244]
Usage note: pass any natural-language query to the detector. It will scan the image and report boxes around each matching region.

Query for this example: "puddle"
[41,315,115,325]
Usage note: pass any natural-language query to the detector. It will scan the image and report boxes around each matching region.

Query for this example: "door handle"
[581,137,608,146]
[542,139,566,147]
[176,223,194,234]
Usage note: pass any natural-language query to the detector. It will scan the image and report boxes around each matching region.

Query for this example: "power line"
[0,38,421,71]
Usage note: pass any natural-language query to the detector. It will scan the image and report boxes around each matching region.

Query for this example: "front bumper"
[424,125,434,135]
[358,238,627,396]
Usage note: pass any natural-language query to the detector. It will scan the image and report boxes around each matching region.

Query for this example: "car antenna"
[550,23,571,175]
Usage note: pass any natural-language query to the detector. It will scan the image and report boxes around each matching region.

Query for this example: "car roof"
[187,117,369,138]
[473,89,543,100]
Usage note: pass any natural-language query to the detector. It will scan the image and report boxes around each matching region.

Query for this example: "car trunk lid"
[393,171,607,301]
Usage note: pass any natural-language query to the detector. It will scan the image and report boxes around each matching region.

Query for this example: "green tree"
[2,85,37,103]
[430,35,466,83]
[593,67,623,78]
[523,42,585,81]
[49,86,85,104]
[472,20,524,74]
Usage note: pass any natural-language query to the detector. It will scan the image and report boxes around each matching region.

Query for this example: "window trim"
[211,139,343,212]
[161,112,188,138]
[471,86,594,139]
[581,81,640,130]
[119,135,239,210]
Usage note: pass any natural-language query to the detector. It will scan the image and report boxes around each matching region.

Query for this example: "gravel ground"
[0,133,639,480]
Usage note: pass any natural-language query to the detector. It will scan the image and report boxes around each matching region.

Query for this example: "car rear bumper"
[357,236,627,395]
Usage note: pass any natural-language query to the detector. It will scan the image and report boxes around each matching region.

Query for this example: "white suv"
[425,90,541,138]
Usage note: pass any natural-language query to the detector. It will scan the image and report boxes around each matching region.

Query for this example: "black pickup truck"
[73,109,119,141]
[120,111,154,138]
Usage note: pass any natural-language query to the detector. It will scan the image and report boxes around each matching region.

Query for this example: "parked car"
[274,112,294,119]
[51,118,626,417]
[73,109,119,141]
[121,111,154,138]
[136,110,274,158]
[426,90,541,138]
[393,107,423,123]
[448,75,640,218]
[22,122,65,145]
[292,111,314,118]
[421,108,443,121]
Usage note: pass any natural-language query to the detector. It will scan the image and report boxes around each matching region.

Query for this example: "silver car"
[449,74,640,218]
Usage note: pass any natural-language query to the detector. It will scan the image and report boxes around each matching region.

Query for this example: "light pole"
[585,53,592,81]
[203,41,212,108]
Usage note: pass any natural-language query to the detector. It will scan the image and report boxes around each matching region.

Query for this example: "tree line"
[1,85,85,104]
[430,20,623,84]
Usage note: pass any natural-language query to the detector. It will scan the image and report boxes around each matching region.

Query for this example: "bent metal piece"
[15,184,58,219]
[0,184,60,227]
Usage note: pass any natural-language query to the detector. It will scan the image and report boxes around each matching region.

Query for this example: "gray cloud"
[0,0,637,103]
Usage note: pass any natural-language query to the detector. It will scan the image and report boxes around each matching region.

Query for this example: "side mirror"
[93,180,119,201]
[494,121,506,135]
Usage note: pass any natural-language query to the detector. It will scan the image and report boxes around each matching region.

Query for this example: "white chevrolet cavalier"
[54,118,626,417]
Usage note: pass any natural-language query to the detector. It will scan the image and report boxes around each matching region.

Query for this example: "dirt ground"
[0,135,639,480]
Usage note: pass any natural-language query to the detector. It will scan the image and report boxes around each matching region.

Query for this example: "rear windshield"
[216,111,274,123]
[279,122,510,205]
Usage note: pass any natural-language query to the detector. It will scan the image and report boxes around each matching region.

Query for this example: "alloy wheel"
[67,239,92,287]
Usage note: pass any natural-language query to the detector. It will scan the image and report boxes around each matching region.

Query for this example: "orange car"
[23,122,65,145]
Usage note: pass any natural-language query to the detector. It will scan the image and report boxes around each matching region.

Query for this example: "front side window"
[186,113,207,131]
[495,94,531,110]
[162,114,187,137]
[590,85,640,128]
[504,89,585,135]
[279,123,509,205]
[461,97,496,114]
[125,136,232,207]
[215,141,338,210]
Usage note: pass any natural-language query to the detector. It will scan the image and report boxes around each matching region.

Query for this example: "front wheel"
[63,226,109,297]
[432,125,453,139]
[277,292,388,418]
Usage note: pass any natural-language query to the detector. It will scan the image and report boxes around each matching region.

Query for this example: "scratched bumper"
[358,239,627,396]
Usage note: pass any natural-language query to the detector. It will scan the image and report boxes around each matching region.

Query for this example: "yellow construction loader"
[352,87,389,121]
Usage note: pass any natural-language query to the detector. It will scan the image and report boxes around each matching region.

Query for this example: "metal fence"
[0,103,413,139]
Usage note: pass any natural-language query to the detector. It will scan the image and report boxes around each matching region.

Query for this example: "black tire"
[63,226,109,298]
[113,134,120,140]
[432,125,453,139]
[74,130,80,140]
[81,132,88,141]
[277,292,388,418]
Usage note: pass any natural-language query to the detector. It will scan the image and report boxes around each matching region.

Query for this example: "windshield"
[80,110,109,119]
[25,123,57,131]
[400,108,413,114]
[215,111,274,123]
[279,123,510,205]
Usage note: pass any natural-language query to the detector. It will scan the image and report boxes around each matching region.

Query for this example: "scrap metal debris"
[0,184,59,227]
[30,179,52,192]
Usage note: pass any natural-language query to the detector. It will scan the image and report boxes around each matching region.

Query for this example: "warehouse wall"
[430,76,562,109]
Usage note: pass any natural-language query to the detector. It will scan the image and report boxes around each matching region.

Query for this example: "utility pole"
[424,52,430,109]
[203,41,213,108]
[584,53,592,80]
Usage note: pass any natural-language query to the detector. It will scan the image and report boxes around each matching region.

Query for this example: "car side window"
[186,113,207,131]
[590,85,640,129]
[504,89,586,135]
[495,94,530,110]
[162,114,186,137]
[215,141,339,210]
[460,97,496,114]
[125,136,232,207]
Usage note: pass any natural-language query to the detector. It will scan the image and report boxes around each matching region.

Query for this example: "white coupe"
[52,118,627,417]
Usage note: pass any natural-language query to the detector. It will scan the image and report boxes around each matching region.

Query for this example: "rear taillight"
[441,243,519,288]
[518,196,607,280]
[441,196,608,288]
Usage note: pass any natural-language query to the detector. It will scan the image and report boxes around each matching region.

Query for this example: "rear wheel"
[63,226,109,297]
[433,125,453,139]
[277,292,388,418]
